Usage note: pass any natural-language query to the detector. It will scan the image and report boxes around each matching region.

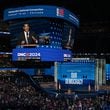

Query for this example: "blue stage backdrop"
[44,60,95,90]
[57,61,95,90]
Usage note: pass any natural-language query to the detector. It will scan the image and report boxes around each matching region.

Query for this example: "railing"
[99,85,110,90]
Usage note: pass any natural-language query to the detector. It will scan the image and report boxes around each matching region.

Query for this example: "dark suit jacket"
[18,31,38,45]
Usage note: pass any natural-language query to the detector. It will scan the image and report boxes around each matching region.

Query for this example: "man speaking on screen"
[18,23,38,45]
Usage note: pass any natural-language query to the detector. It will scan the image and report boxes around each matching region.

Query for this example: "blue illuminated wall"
[106,64,110,80]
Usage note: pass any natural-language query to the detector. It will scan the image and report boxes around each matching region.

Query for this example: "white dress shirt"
[24,31,29,44]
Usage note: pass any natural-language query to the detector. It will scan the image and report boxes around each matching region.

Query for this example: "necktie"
[26,32,29,38]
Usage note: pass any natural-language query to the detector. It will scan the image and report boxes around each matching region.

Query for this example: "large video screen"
[4,5,79,50]
[3,5,79,61]
[8,18,77,50]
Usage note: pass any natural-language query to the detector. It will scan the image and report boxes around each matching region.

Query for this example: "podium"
[18,44,38,48]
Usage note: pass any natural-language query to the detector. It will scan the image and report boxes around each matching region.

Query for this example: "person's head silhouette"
[23,23,30,32]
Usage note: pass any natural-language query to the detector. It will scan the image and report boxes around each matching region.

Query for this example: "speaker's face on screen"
[23,24,30,32]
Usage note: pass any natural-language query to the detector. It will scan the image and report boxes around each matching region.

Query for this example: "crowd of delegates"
[0,59,13,67]
[0,71,110,109]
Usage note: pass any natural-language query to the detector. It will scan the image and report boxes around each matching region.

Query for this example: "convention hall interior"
[0,0,110,109]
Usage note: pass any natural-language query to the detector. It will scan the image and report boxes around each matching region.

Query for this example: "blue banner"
[12,47,72,61]
[4,5,79,27]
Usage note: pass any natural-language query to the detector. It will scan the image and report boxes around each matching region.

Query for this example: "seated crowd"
[0,71,110,110]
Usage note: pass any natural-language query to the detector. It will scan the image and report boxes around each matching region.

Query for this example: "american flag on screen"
[56,8,64,17]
